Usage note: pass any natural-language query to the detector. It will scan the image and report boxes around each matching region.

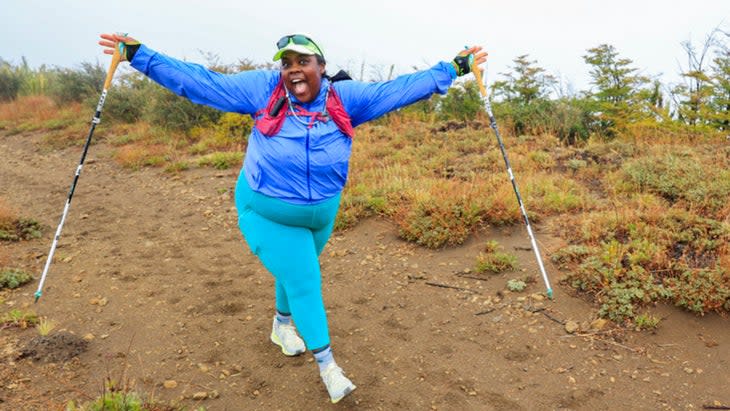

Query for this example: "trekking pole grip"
[471,61,487,97]
[103,44,122,90]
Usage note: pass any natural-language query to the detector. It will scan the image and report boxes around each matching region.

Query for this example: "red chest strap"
[254,79,354,138]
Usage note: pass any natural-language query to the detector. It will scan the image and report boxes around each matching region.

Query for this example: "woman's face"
[280,51,325,103]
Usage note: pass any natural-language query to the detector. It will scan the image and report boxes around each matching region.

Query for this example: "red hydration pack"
[254,79,354,138]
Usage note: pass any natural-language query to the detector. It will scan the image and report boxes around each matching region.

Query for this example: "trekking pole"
[34,41,123,303]
[470,56,554,300]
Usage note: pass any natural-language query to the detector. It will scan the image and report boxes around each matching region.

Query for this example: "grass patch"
[114,144,168,170]
[475,241,518,273]
[36,317,57,336]
[1,308,39,329]
[197,151,243,170]
[619,151,730,218]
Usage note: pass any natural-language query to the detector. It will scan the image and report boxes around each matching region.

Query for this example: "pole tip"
[34,291,41,303]
[546,288,554,300]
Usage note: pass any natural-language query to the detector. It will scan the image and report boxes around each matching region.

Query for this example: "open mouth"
[291,78,308,95]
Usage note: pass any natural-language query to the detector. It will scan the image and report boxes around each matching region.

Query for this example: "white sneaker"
[320,363,356,404]
[270,317,306,356]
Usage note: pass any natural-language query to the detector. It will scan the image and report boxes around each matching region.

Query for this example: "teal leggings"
[235,172,340,350]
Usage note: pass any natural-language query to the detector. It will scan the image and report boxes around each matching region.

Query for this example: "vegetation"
[1,308,39,329]
[475,241,518,274]
[0,199,42,241]
[0,268,33,289]
[0,28,728,324]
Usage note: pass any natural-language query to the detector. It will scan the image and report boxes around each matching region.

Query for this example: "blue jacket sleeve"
[334,62,457,127]
[129,44,278,115]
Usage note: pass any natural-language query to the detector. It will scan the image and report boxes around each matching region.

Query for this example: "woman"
[99,32,486,404]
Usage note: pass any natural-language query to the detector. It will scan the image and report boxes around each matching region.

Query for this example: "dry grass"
[114,143,168,170]
[0,198,18,230]
[0,95,60,125]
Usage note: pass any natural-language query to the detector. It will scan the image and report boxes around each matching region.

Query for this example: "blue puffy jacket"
[131,44,456,204]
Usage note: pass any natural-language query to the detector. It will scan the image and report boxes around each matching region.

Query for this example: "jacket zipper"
[306,126,312,201]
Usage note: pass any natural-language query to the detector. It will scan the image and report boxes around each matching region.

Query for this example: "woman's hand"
[452,45,488,76]
[98,33,140,62]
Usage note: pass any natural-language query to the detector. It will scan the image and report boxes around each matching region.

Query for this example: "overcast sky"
[1,0,728,92]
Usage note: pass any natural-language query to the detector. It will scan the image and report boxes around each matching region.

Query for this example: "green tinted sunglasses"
[276,34,324,56]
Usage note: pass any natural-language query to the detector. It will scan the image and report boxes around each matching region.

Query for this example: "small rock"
[568,376,576,384]
[590,318,608,330]
[83,333,95,341]
[564,321,579,334]
[163,380,177,389]
[192,391,208,400]
[683,367,694,374]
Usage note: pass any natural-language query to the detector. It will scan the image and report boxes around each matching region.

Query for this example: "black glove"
[118,37,141,62]
[452,51,475,77]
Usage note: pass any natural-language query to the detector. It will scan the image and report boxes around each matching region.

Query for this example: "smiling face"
[280,51,325,103]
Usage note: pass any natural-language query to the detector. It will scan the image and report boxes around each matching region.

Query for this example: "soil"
[0,131,729,411]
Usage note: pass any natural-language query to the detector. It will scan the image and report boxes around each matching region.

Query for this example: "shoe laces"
[321,364,351,391]
[276,321,302,346]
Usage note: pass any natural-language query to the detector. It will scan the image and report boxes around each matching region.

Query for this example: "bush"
[559,205,730,322]
[0,268,33,289]
[492,97,593,143]
[48,62,105,104]
[197,151,243,170]
[438,80,484,121]
[0,218,42,241]
[146,86,222,132]
[622,152,730,218]
[101,76,150,123]
[396,196,481,248]
[0,59,22,101]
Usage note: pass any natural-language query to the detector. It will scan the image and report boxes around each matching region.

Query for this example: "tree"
[670,30,721,127]
[582,44,651,137]
[708,32,730,130]
[492,54,556,104]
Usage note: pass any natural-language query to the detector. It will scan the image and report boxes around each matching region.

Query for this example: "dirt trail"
[1,131,729,410]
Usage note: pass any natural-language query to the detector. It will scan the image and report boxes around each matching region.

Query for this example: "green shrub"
[0,59,22,101]
[102,84,147,124]
[146,86,222,132]
[397,198,481,248]
[197,151,243,170]
[0,218,42,241]
[622,153,730,217]
[0,268,33,289]
[507,279,527,292]
[634,313,661,330]
[438,80,484,121]
[664,268,730,313]
[475,241,518,273]
[48,62,105,104]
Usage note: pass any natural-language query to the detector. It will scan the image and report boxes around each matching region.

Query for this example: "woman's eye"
[299,59,308,65]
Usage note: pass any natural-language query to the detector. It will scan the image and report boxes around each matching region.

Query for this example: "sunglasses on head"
[276,34,323,56]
